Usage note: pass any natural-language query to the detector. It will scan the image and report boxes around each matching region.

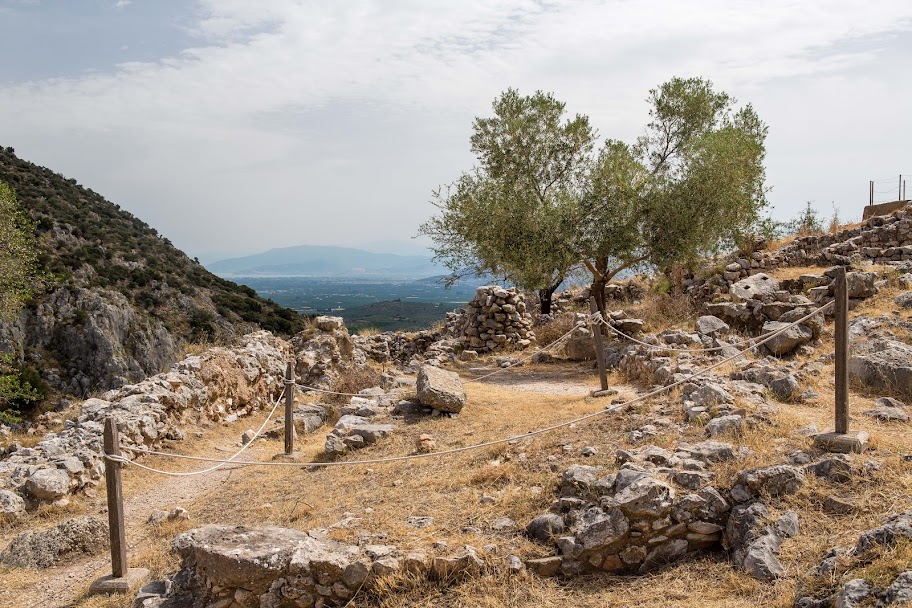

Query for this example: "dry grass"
[6,271,912,608]
[533,312,578,346]
[624,290,698,332]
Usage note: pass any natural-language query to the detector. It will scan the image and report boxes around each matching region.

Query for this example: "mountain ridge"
[207,244,443,278]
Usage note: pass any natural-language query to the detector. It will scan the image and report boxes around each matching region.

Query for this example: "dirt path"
[15,444,272,608]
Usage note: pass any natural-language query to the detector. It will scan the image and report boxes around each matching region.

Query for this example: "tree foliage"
[419,89,593,313]
[421,78,770,314]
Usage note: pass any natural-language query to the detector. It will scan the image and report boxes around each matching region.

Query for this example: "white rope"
[104,302,831,475]
[105,392,283,477]
[596,309,825,354]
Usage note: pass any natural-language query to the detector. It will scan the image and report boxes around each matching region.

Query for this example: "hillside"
[343,299,466,332]
[0,146,306,398]
[208,244,442,278]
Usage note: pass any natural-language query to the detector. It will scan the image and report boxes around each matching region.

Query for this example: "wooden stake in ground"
[274,360,303,461]
[284,361,294,455]
[814,267,869,453]
[589,297,613,397]
[88,418,149,594]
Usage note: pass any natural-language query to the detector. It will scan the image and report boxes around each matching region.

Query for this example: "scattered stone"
[822,495,856,515]
[416,365,466,413]
[730,273,780,303]
[695,315,730,337]
[148,507,189,526]
[0,489,26,520]
[240,429,256,445]
[23,468,71,501]
[737,465,805,497]
[705,414,743,438]
[0,516,108,568]
[761,321,813,356]
[526,513,566,543]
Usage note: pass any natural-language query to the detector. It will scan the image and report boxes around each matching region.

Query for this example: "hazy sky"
[1,1,911,262]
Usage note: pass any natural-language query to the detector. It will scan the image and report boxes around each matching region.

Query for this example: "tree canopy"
[420,77,769,315]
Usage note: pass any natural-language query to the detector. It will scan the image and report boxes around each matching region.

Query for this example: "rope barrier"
[595,305,828,354]
[104,302,832,476]
[106,392,283,477]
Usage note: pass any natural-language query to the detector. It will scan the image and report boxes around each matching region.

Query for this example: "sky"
[1,1,911,262]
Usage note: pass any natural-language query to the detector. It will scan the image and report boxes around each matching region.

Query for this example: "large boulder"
[761,321,813,356]
[730,274,780,303]
[695,315,730,337]
[416,365,466,413]
[849,339,912,400]
[0,516,107,568]
[23,468,71,501]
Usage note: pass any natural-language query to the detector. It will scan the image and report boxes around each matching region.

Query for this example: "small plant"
[787,201,824,236]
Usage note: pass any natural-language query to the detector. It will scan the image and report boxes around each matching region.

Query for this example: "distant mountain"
[208,245,445,278]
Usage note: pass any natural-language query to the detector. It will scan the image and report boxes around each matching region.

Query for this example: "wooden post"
[834,267,849,434]
[589,297,609,392]
[900,174,903,202]
[284,361,294,455]
[103,417,127,578]
[870,180,873,206]
[814,267,868,453]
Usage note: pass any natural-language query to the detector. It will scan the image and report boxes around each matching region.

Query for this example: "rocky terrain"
[0,147,306,400]
[1,208,912,608]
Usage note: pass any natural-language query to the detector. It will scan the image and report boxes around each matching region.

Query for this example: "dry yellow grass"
[4,267,912,608]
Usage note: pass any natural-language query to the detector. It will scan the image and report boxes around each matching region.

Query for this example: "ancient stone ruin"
[452,286,535,354]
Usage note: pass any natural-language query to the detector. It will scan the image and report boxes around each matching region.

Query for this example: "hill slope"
[0,146,306,397]
[208,244,441,278]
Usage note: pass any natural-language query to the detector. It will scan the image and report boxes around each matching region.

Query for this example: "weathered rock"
[23,468,71,501]
[609,474,675,518]
[526,513,566,543]
[695,315,730,337]
[881,571,912,605]
[572,507,630,551]
[0,489,26,519]
[831,578,873,608]
[853,511,912,554]
[560,465,602,498]
[526,556,562,577]
[731,274,780,303]
[416,365,466,413]
[762,321,813,356]
[705,414,743,437]
[431,546,484,579]
[849,339,912,400]
[0,516,107,568]
[737,465,805,497]
[806,455,853,483]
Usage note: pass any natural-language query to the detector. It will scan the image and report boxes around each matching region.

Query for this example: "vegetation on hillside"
[0,146,306,338]
[0,180,44,423]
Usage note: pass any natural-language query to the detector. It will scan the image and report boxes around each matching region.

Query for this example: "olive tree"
[580,77,769,308]
[419,89,593,313]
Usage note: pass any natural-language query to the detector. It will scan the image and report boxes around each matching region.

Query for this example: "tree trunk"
[538,282,561,316]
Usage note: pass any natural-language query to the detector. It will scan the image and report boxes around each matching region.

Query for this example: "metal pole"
[589,297,609,391]
[284,361,294,455]
[870,180,873,206]
[900,175,903,202]
[103,417,128,578]
[834,268,849,434]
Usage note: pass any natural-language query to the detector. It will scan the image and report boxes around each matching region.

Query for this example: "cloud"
[0,1,910,256]
[113,0,131,8]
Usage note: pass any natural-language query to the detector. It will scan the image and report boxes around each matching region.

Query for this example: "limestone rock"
[23,468,71,501]
[737,465,805,497]
[0,489,26,519]
[849,339,912,399]
[761,321,813,356]
[695,315,730,337]
[526,513,566,543]
[730,274,780,303]
[0,516,107,568]
[416,365,466,413]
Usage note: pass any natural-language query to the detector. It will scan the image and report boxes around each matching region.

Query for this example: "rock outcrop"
[0,516,107,568]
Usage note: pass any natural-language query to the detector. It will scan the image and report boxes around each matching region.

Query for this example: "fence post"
[89,418,148,594]
[814,267,869,454]
[589,297,610,396]
[284,361,294,455]
[834,267,849,434]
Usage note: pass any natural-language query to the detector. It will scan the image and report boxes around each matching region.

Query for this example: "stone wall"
[452,286,535,353]
[686,208,912,300]
[0,331,289,512]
